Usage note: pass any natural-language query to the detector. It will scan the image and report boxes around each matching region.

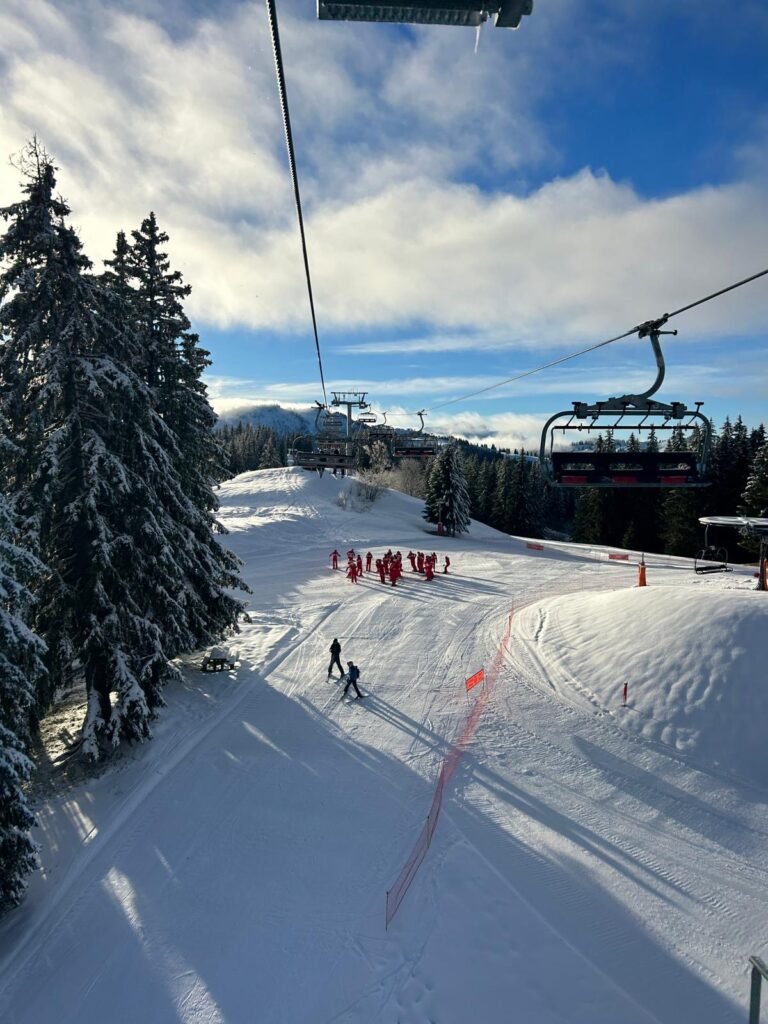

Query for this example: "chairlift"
[539,321,712,488]
[391,410,438,460]
[289,402,357,475]
[317,0,533,29]
[366,411,396,444]
[694,526,730,574]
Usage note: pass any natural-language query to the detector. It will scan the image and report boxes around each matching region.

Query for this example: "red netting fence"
[385,611,514,928]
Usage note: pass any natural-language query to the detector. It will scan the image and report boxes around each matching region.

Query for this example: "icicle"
[474,12,487,54]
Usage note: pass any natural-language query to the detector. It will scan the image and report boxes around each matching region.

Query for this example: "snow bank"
[529,586,768,787]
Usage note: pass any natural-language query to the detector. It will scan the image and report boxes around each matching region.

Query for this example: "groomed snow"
[515,587,768,787]
[0,467,766,1024]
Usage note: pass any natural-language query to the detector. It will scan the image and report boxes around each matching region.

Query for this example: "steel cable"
[419,266,768,415]
[265,0,328,406]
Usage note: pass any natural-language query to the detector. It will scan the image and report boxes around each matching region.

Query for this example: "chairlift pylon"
[539,322,712,488]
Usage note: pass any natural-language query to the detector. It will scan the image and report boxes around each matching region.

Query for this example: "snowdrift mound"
[217,465,503,543]
[528,587,768,788]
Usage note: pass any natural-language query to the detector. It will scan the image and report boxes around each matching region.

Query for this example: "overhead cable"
[265,0,328,406]
[423,266,768,414]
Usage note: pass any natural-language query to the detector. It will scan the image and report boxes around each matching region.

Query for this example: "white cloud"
[0,0,766,352]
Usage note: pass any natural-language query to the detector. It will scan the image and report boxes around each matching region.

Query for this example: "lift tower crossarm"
[330,392,369,440]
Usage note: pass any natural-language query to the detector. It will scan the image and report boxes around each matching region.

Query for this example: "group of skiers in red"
[329,548,450,585]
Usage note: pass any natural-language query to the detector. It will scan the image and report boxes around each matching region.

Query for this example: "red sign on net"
[465,669,485,692]
[609,553,629,560]
[526,542,544,551]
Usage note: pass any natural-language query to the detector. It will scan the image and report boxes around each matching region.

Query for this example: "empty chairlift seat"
[551,450,704,488]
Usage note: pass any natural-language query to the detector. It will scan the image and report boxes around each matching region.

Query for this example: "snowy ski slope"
[0,466,766,1024]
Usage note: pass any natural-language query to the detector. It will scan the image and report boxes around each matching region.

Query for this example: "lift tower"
[331,392,369,440]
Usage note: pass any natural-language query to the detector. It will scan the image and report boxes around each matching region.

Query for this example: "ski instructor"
[327,638,343,679]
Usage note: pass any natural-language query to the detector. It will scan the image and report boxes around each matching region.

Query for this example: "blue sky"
[1,0,766,448]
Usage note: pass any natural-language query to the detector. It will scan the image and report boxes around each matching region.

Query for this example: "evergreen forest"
[0,143,246,910]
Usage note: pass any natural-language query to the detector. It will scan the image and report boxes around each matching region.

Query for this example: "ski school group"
[329,548,451,585]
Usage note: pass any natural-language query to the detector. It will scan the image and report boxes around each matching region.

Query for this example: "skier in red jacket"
[356,554,363,576]
[376,559,386,584]
[330,550,339,570]
[443,555,451,574]
[365,551,372,572]
[417,551,425,573]
[425,560,434,581]
[408,551,417,572]
[347,562,358,584]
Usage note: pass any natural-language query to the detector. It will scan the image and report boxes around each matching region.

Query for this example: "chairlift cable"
[421,265,768,414]
[665,266,768,321]
[426,327,638,412]
[265,0,328,406]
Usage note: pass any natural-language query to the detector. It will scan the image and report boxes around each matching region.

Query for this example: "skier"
[327,638,343,679]
[408,550,417,572]
[376,558,386,584]
[347,562,358,584]
[425,559,434,581]
[366,551,373,572]
[443,555,451,574]
[330,549,339,570]
[417,551,425,573]
[342,661,363,699]
[356,554,363,576]
[389,561,398,587]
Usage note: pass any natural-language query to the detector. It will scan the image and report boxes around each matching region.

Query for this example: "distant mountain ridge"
[214,403,318,435]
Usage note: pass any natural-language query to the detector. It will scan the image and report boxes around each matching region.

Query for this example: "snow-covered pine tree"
[0,158,168,751]
[0,470,44,910]
[125,212,224,507]
[0,149,242,758]
[258,433,281,470]
[741,440,768,516]
[423,443,470,536]
[123,213,246,648]
[738,440,768,556]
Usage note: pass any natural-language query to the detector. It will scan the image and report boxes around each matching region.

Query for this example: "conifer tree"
[741,440,768,521]
[121,213,247,655]
[1,150,246,757]
[423,443,470,536]
[258,433,281,470]
[0,486,43,912]
[125,212,225,509]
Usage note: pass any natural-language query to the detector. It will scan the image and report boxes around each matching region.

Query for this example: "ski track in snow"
[0,468,765,1024]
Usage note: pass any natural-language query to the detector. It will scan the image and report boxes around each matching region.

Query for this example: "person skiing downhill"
[376,559,386,584]
[347,561,358,583]
[443,555,451,574]
[356,554,363,576]
[342,661,363,699]
[330,550,339,570]
[328,639,343,679]
[365,551,373,572]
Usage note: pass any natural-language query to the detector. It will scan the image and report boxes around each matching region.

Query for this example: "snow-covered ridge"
[516,586,768,788]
